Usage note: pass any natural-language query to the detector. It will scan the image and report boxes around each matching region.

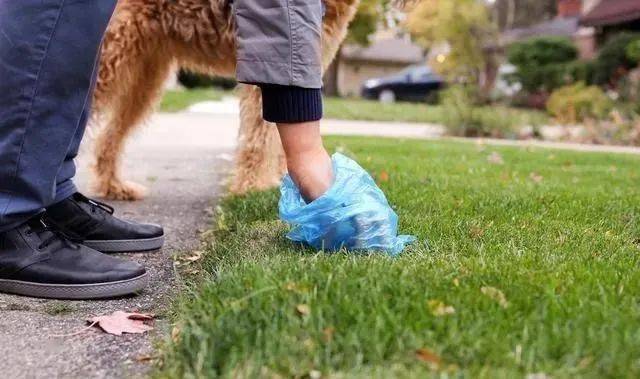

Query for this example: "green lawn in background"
[158,89,548,128]
[159,88,227,113]
[157,137,640,378]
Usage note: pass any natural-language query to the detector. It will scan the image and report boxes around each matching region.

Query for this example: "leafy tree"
[325,0,392,94]
[347,0,390,45]
[490,0,556,31]
[405,0,495,83]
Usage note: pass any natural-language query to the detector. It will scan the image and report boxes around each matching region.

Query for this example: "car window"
[409,66,433,82]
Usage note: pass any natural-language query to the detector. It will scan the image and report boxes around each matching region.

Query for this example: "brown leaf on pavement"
[88,311,154,336]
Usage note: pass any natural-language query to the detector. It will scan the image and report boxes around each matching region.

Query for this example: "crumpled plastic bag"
[279,153,416,255]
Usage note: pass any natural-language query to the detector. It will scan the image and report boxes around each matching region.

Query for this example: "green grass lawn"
[159,88,228,112]
[157,138,640,378]
[159,89,547,128]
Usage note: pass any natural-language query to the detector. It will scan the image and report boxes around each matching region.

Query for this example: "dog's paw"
[95,180,148,201]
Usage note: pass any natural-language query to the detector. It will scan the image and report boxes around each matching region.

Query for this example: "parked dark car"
[361,65,445,103]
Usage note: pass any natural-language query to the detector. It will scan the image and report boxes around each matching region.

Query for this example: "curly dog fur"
[91,0,360,200]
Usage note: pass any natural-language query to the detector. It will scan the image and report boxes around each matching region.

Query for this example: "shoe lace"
[26,216,82,251]
[79,194,115,215]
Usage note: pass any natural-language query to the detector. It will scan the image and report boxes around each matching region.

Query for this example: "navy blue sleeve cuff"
[259,84,323,124]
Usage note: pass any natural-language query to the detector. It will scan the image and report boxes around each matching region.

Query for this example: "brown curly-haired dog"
[90,0,360,200]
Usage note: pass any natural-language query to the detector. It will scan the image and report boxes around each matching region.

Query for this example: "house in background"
[580,0,640,43]
[501,0,640,59]
[332,33,425,97]
[501,0,598,59]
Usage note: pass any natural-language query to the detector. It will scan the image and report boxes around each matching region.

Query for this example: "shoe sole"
[0,273,149,300]
[83,234,165,253]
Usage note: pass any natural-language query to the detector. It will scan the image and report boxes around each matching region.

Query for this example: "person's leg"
[42,33,165,254]
[235,0,332,201]
[0,0,149,299]
[54,55,101,204]
[0,0,117,232]
[275,121,332,201]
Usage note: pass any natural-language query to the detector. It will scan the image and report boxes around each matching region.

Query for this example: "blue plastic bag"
[279,153,416,255]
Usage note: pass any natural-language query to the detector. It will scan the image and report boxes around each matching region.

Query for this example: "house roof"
[341,37,425,64]
[580,0,640,27]
[501,17,580,44]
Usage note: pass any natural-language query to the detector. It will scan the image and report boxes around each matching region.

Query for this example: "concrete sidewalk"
[158,112,640,155]
[0,114,237,379]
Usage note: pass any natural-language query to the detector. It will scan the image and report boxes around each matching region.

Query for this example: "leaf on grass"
[469,225,485,239]
[322,327,335,342]
[415,348,442,369]
[296,304,310,316]
[378,170,390,182]
[487,152,504,165]
[481,286,509,309]
[88,311,154,336]
[183,250,204,263]
[171,326,181,343]
[428,300,455,316]
[526,373,551,379]
[529,172,543,183]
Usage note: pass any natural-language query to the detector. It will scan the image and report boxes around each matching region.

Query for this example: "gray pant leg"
[235,0,323,89]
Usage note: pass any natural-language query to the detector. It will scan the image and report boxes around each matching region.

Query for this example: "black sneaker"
[45,193,164,253]
[0,215,148,299]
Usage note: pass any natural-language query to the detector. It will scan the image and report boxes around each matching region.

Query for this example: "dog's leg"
[92,51,173,201]
[229,84,284,194]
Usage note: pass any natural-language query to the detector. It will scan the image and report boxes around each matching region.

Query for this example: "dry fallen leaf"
[481,286,509,309]
[322,327,335,342]
[88,311,154,336]
[171,326,181,343]
[487,152,504,165]
[469,225,485,239]
[135,355,156,363]
[296,304,311,316]
[415,348,442,369]
[428,300,455,316]
[183,250,203,263]
[529,172,543,183]
[379,170,390,182]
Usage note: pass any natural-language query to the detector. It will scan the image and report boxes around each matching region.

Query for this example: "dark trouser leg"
[0,0,118,232]
[54,55,101,204]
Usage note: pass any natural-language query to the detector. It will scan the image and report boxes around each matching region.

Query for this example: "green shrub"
[593,33,640,86]
[508,36,578,67]
[627,39,640,64]
[441,85,542,137]
[178,70,237,89]
[507,37,579,93]
[546,82,613,124]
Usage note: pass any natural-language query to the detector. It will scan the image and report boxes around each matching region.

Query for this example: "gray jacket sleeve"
[234,0,323,89]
